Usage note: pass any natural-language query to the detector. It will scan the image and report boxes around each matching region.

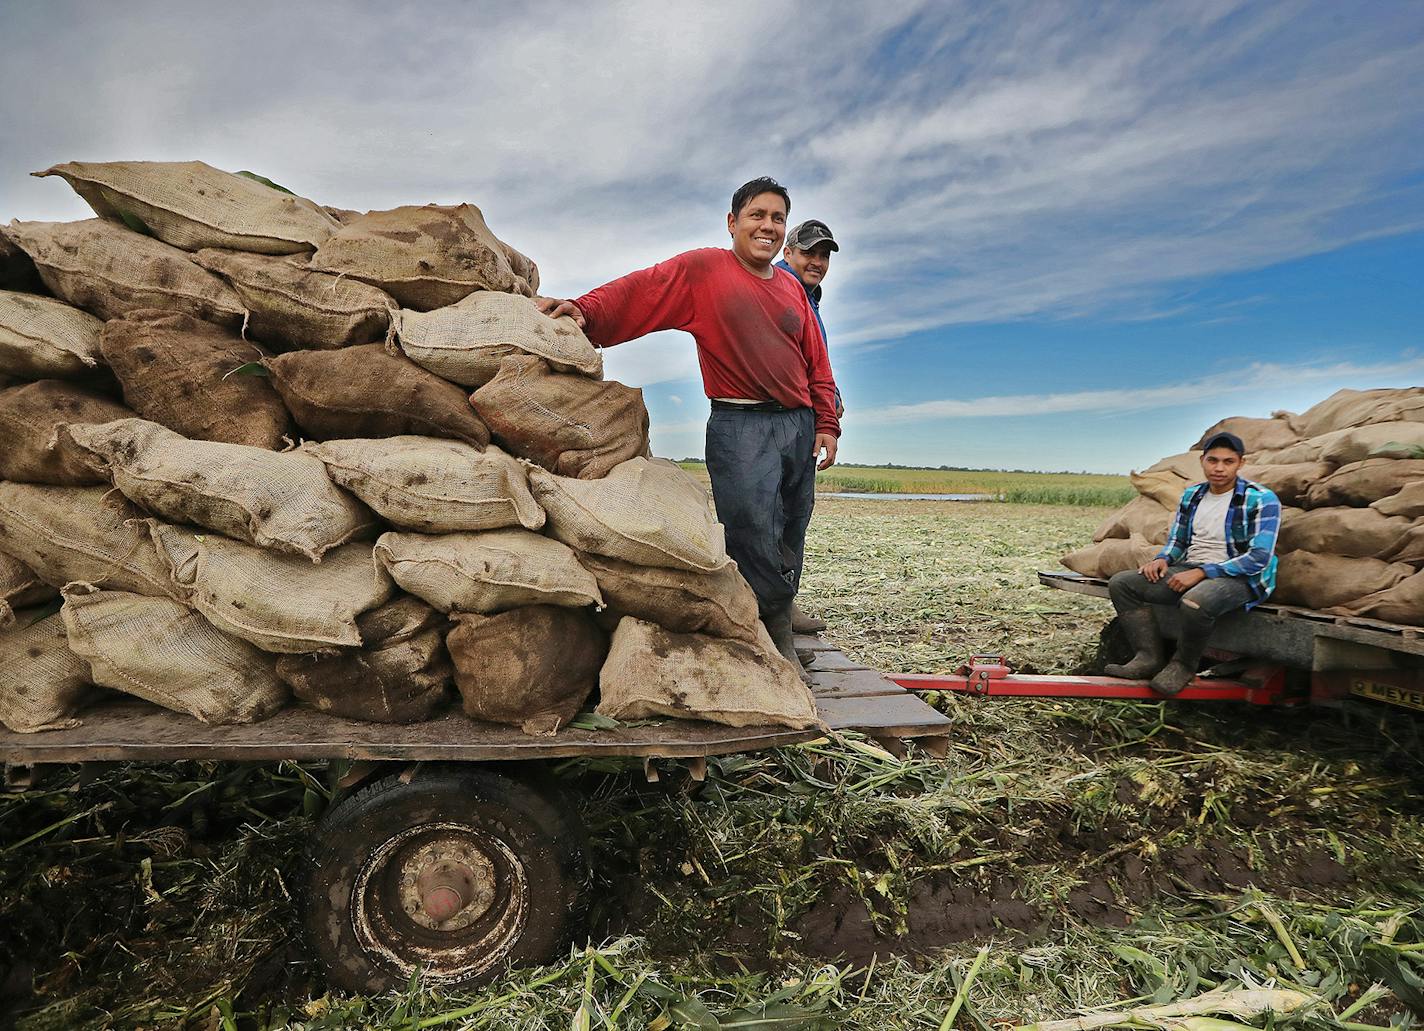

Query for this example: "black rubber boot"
[1103,609,1167,680]
[790,601,827,635]
[1149,619,1211,697]
[763,606,813,685]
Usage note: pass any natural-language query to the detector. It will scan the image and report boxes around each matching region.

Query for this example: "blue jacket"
[775,259,840,411]
[1156,477,1281,609]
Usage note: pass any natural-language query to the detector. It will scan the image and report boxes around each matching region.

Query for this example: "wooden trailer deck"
[0,634,950,766]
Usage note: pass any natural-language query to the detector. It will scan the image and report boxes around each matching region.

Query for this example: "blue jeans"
[705,407,816,617]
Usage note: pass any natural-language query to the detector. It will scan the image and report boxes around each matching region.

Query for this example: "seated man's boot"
[790,601,828,635]
[763,606,814,685]
[1148,621,1211,697]
[1103,609,1167,680]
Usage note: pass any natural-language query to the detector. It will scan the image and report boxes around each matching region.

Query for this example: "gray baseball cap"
[787,219,839,252]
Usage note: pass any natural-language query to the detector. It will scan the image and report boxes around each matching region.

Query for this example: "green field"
[678,461,1136,506]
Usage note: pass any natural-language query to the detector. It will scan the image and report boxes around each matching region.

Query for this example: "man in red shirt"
[537,177,841,672]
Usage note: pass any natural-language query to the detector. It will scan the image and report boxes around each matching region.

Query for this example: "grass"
[678,462,1136,506]
[3,501,1422,1029]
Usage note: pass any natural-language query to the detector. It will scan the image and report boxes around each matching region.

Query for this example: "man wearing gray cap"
[776,219,843,634]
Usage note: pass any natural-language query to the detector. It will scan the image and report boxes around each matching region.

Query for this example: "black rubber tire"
[305,764,584,993]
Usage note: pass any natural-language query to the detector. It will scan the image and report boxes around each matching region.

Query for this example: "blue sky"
[2,0,1421,473]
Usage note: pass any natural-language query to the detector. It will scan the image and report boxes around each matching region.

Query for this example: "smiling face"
[782,241,833,288]
[1201,446,1244,491]
[727,191,788,272]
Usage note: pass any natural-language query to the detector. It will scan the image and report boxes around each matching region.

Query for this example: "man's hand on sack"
[535,296,586,329]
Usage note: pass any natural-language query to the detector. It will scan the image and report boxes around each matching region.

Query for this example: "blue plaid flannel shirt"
[1156,477,1281,609]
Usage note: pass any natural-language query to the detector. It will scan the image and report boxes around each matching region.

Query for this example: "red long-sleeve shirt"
[575,248,841,438]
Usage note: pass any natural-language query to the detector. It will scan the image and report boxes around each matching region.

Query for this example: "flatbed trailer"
[0,634,949,992]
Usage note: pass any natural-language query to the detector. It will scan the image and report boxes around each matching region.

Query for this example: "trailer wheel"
[305,765,583,993]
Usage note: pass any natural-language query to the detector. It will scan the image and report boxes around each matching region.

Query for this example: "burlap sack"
[0,554,56,629]
[528,458,730,573]
[308,204,529,310]
[397,291,602,386]
[0,380,132,485]
[36,161,341,254]
[1384,524,1424,565]
[579,552,763,643]
[1276,506,1413,558]
[275,595,452,723]
[1193,415,1299,454]
[1061,534,1158,578]
[1293,388,1424,439]
[193,248,395,350]
[448,605,606,736]
[374,529,601,614]
[1129,468,1191,510]
[598,617,820,730]
[0,483,179,598]
[0,290,105,378]
[499,242,539,295]
[68,418,376,562]
[1372,482,1424,519]
[1303,459,1424,508]
[471,354,650,478]
[1319,422,1424,466]
[1238,462,1330,506]
[305,437,543,533]
[60,585,288,723]
[264,344,489,446]
[150,524,393,653]
[1091,495,1172,545]
[0,230,44,293]
[5,219,245,326]
[1272,551,1414,609]
[1145,452,1204,479]
[1329,570,1424,626]
[101,310,291,449]
[0,610,99,733]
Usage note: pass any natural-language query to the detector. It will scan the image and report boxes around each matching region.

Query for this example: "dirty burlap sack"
[447,605,606,736]
[37,160,340,254]
[1272,551,1415,610]
[1091,495,1172,546]
[1319,422,1424,466]
[579,553,763,643]
[1329,570,1424,626]
[598,617,822,731]
[0,289,105,379]
[0,553,56,629]
[193,248,395,350]
[0,610,100,733]
[1239,462,1330,506]
[0,230,44,293]
[1061,534,1159,579]
[499,241,539,295]
[1193,414,1300,454]
[309,204,530,310]
[397,290,602,387]
[275,595,452,723]
[1373,482,1424,519]
[150,524,394,653]
[1292,387,1424,440]
[60,585,288,724]
[68,418,376,561]
[374,529,601,614]
[1383,524,1424,565]
[471,354,650,479]
[101,310,291,449]
[0,483,179,598]
[1304,459,1424,508]
[305,437,543,533]
[1276,506,1413,558]
[0,380,132,485]
[529,458,730,573]
[264,344,490,446]
[1129,468,1191,510]
[5,219,245,327]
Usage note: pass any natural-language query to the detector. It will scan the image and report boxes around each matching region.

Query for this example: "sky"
[1,0,1422,473]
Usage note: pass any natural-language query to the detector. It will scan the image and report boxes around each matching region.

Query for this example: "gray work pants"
[1108,564,1252,641]
[705,406,816,618]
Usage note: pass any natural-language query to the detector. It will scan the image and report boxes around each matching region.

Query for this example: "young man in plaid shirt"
[1105,431,1282,696]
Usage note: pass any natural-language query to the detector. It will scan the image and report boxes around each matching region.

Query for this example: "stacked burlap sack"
[1062,388,1424,624]
[0,159,819,735]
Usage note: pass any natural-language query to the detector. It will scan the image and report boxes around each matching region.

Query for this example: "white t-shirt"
[1186,488,1233,565]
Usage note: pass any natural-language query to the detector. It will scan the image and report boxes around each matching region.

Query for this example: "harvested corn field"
[2,500,1421,1030]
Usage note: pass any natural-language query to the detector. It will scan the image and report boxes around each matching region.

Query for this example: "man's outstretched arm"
[536,256,694,348]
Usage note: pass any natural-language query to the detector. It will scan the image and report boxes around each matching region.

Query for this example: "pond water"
[817,491,995,502]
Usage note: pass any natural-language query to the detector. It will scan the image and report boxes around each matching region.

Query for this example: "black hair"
[730,177,790,219]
